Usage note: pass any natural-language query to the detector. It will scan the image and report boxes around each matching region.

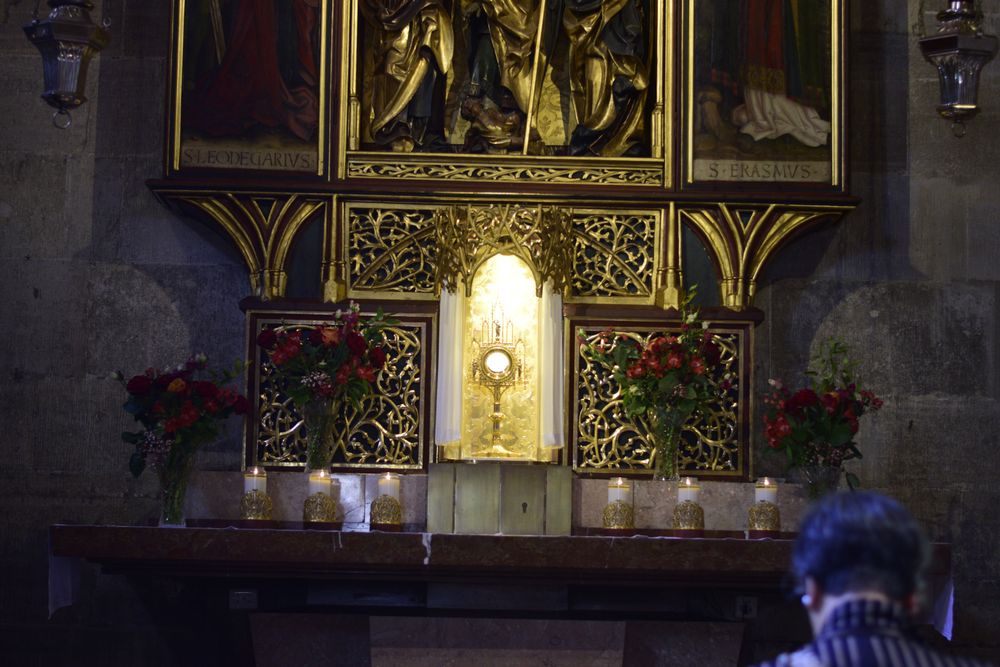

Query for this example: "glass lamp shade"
[23,1,110,113]
[919,1,997,122]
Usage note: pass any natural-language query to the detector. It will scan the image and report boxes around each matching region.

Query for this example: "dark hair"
[792,491,930,600]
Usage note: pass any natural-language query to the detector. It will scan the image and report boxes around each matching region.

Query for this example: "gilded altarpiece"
[151,0,855,480]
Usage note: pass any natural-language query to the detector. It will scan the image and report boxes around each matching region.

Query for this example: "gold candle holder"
[749,477,781,533]
[748,501,781,532]
[603,500,635,529]
[370,495,402,526]
[672,500,705,531]
[603,477,635,529]
[240,489,273,520]
[303,492,337,522]
[241,467,273,520]
[303,470,337,523]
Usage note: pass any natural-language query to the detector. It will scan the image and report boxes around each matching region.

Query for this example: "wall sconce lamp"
[920,0,997,137]
[23,1,110,129]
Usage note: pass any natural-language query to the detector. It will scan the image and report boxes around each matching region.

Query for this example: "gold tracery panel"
[344,155,665,186]
[347,206,439,296]
[569,210,659,302]
[250,317,427,470]
[573,325,747,478]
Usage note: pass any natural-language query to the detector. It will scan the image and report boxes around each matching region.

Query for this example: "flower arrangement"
[256,302,395,469]
[114,354,249,524]
[579,292,725,479]
[763,339,883,491]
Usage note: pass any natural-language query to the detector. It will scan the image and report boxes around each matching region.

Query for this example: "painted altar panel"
[683,0,844,189]
[169,0,329,175]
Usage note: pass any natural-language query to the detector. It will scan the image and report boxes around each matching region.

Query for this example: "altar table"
[48,526,952,666]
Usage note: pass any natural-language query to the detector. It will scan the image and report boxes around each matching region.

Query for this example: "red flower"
[666,353,683,369]
[369,347,387,369]
[626,364,646,379]
[321,327,341,347]
[126,375,153,396]
[787,388,819,413]
[192,381,219,399]
[690,357,705,375]
[308,329,324,345]
[356,365,376,383]
[821,392,839,414]
[347,331,366,356]
[257,329,278,350]
[335,366,351,385]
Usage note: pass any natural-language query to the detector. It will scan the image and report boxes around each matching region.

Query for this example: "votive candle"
[378,472,400,500]
[755,477,778,504]
[308,470,332,497]
[244,467,267,493]
[677,477,700,503]
[607,477,632,504]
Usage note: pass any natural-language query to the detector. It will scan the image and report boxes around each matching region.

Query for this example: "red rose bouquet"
[257,302,395,470]
[763,340,883,492]
[115,354,249,524]
[579,292,725,479]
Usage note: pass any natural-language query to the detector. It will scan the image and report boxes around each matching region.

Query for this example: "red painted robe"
[185,0,319,142]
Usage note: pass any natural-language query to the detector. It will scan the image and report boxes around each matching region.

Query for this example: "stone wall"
[752,0,1000,659]
[0,0,998,664]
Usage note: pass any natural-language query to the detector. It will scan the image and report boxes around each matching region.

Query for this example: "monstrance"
[471,305,525,457]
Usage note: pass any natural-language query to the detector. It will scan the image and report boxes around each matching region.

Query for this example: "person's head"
[792,491,931,630]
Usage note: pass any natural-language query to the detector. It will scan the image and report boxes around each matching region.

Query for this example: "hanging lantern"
[23,1,111,129]
[919,0,998,136]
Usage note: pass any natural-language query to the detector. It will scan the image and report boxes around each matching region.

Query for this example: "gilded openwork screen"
[568,209,659,302]
[572,321,751,479]
[346,205,440,298]
[246,311,430,471]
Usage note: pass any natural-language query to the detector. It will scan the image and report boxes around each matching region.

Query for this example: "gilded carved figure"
[563,0,649,157]
[360,0,455,152]
[458,0,556,153]
[357,0,654,155]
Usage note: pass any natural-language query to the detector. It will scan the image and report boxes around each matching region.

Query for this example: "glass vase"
[157,445,197,527]
[648,409,681,481]
[302,399,337,472]
[798,465,843,500]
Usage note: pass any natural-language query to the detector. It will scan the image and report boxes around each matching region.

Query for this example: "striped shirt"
[752,599,994,667]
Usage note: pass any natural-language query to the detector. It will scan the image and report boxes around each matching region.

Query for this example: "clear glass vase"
[648,408,681,481]
[797,465,843,500]
[302,399,337,472]
[158,446,197,527]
